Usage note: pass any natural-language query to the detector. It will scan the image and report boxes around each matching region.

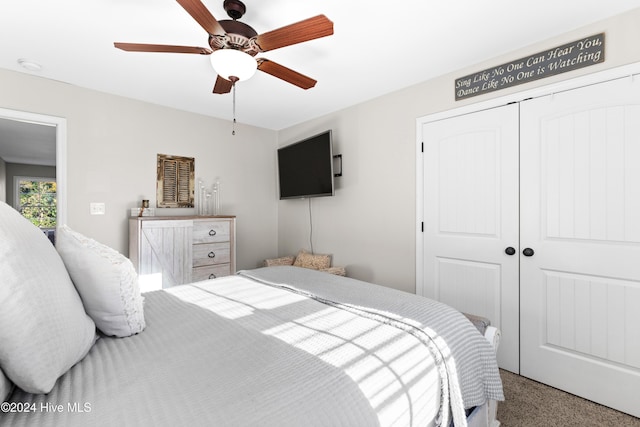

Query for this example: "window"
[156,154,195,208]
[14,176,57,228]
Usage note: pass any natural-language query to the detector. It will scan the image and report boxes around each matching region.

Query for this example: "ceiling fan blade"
[257,59,317,89]
[176,0,226,36]
[114,42,212,55]
[254,15,333,52]
[213,75,233,94]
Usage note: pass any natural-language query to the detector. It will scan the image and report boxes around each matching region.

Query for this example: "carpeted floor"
[496,369,640,426]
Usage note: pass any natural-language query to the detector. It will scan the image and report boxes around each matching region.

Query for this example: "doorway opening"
[0,108,67,227]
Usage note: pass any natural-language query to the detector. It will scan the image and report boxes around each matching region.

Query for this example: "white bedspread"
[1,267,502,427]
[240,267,504,424]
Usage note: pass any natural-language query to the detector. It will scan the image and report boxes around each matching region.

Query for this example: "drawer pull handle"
[208,251,216,258]
[209,273,217,279]
[209,230,217,236]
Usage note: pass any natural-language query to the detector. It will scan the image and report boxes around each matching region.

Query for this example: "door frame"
[416,61,640,297]
[0,108,67,225]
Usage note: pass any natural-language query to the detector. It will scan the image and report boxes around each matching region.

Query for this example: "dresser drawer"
[192,242,230,267]
[193,220,230,244]
[192,264,231,281]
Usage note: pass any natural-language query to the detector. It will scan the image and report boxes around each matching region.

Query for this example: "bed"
[0,201,503,427]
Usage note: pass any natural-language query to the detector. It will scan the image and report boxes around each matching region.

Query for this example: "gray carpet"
[496,369,640,426]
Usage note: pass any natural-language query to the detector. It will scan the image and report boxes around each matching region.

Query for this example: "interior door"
[422,104,520,372]
[520,77,640,417]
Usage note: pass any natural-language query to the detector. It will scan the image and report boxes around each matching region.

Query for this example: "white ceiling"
[1,1,639,165]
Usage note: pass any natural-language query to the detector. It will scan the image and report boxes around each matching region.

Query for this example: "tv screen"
[278,130,334,199]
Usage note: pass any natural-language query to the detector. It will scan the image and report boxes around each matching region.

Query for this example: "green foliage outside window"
[18,180,57,228]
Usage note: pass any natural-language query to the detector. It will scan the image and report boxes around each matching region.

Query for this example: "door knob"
[523,248,535,257]
[505,247,516,255]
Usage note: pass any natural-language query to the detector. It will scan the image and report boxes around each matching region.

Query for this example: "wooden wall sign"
[455,33,605,101]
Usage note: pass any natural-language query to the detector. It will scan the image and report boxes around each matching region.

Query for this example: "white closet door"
[520,77,640,417]
[422,104,520,372]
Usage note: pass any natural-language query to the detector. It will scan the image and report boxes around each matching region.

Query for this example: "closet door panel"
[422,104,520,372]
[520,76,640,417]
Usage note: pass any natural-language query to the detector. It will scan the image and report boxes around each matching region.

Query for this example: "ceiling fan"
[114,0,334,94]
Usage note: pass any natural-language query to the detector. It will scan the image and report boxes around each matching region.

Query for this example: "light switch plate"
[90,202,105,215]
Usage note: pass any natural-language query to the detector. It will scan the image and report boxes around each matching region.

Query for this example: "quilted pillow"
[56,225,146,338]
[0,202,96,394]
[293,250,332,270]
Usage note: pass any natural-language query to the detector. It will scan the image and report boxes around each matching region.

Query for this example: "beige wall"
[0,70,279,270]
[277,8,640,293]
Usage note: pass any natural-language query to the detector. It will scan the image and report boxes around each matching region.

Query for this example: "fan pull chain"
[232,82,237,136]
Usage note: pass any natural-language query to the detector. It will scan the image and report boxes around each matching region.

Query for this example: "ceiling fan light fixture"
[210,49,257,82]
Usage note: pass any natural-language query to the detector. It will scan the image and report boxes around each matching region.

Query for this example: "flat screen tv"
[278,130,334,199]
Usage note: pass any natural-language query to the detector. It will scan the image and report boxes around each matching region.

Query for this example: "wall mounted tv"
[278,130,335,199]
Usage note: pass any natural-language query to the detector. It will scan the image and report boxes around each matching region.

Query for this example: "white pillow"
[56,225,146,337]
[0,202,96,394]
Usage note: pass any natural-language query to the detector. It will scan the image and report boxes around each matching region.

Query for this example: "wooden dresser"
[129,216,236,290]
